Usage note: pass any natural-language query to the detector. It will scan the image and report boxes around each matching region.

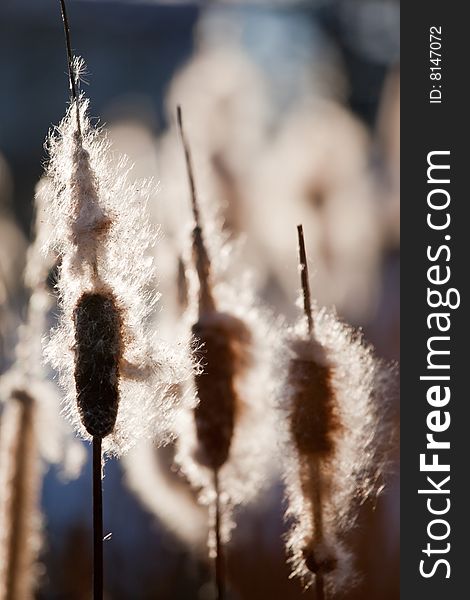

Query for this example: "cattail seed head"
[0,389,41,600]
[192,312,251,470]
[178,104,243,472]
[277,308,390,592]
[73,291,123,438]
[69,132,110,250]
[288,339,340,457]
[42,94,194,454]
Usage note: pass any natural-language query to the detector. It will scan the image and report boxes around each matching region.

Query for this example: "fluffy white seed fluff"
[276,306,391,592]
[175,268,278,549]
[42,97,193,455]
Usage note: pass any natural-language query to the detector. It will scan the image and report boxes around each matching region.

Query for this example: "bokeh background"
[0,1,399,598]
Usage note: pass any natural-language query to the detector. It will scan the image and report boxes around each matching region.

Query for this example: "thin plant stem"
[58,0,81,135]
[92,436,103,600]
[297,224,314,336]
[310,461,326,600]
[297,225,327,600]
[176,105,216,314]
[213,470,225,600]
[315,573,326,600]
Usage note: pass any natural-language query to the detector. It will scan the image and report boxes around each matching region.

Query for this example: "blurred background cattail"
[175,106,278,598]
[274,225,393,598]
[0,1,399,598]
[0,390,41,600]
[0,172,85,599]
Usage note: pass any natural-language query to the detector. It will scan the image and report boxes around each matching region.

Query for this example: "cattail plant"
[0,285,46,600]
[276,225,388,598]
[0,266,47,600]
[0,214,27,372]
[175,106,275,599]
[0,391,41,600]
[41,2,192,597]
[0,174,85,600]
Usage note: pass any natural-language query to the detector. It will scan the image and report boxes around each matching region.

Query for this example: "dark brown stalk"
[57,7,113,599]
[59,0,81,136]
[297,225,326,600]
[73,291,122,439]
[92,437,103,600]
[309,461,326,600]
[213,470,225,600]
[315,574,326,600]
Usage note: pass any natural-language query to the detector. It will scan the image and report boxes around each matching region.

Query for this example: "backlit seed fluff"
[176,272,277,544]
[174,107,276,543]
[0,175,86,478]
[276,309,390,592]
[42,96,193,454]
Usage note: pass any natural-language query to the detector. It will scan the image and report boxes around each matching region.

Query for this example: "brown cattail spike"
[73,291,122,438]
[289,354,339,456]
[303,546,337,575]
[177,105,216,314]
[291,226,340,457]
[213,470,225,599]
[192,314,250,471]
[59,0,81,136]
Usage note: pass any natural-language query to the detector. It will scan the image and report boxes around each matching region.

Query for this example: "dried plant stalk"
[0,391,41,600]
[0,176,83,600]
